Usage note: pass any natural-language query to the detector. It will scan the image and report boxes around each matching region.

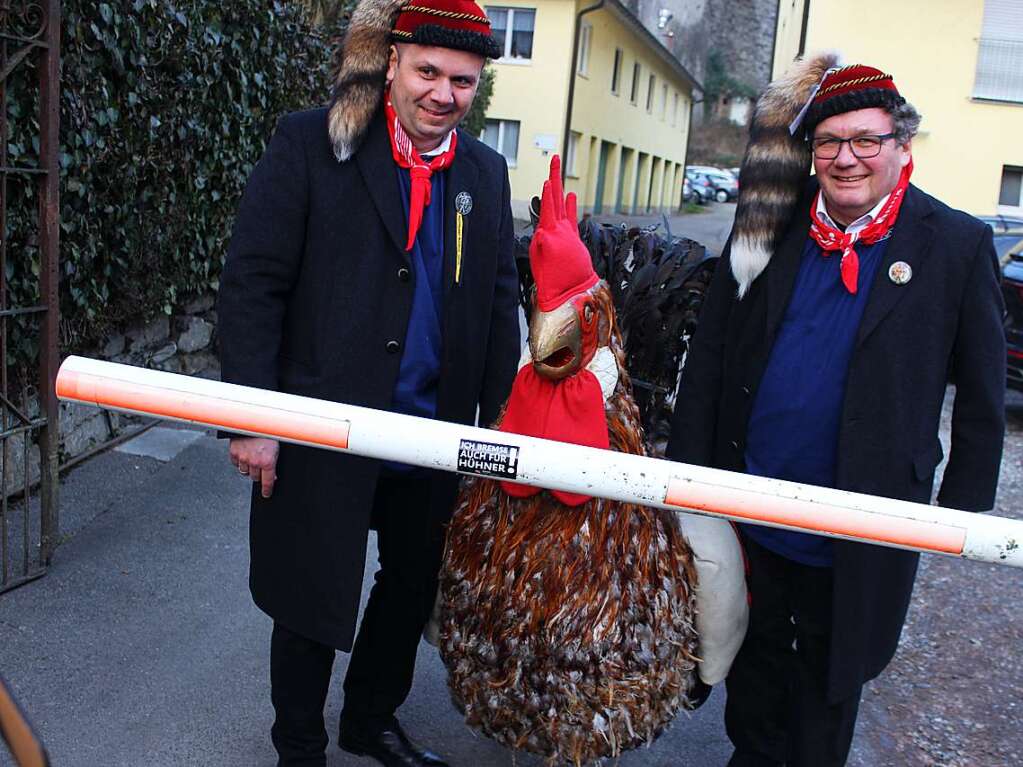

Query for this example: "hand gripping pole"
[55,356,1023,568]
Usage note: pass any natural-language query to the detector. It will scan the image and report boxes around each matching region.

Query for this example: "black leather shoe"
[339,720,449,767]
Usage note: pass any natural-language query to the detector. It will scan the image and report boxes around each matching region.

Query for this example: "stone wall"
[2,292,220,495]
[619,0,778,116]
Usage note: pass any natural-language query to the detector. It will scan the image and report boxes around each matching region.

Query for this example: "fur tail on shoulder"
[730,52,840,297]
[327,0,405,162]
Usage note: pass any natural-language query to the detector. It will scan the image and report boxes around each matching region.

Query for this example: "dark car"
[978,215,1023,391]
[1000,235,1023,391]
[977,214,1023,233]
[684,171,716,205]
[702,169,739,203]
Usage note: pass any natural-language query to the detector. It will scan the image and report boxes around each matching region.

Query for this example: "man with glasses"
[668,58,1004,766]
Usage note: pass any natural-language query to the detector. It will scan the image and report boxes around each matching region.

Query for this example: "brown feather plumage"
[439,283,699,765]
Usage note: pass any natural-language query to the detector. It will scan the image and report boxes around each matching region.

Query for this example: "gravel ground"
[850,390,1023,767]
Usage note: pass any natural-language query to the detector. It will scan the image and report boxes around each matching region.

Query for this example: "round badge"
[455,191,473,216]
[888,261,912,285]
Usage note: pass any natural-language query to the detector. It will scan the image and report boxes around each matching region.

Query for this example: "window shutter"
[973,0,1023,102]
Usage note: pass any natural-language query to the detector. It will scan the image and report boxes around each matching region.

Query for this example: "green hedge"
[5,0,333,370]
[6,0,494,374]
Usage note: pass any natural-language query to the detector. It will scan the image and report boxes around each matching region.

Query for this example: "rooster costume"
[438,158,747,764]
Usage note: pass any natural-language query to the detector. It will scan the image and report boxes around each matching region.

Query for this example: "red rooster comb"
[530,156,598,312]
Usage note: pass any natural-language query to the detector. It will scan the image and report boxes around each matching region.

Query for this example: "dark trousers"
[270,474,444,766]
[725,534,862,767]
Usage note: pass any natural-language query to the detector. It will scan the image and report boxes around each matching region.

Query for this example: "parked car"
[998,243,1023,392]
[975,214,1023,261]
[703,170,739,203]
[977,214,1023,233]
[976,214,1023,391]
[683,170,715,204]
[686,166,739,203]
[1002,241,1023,392]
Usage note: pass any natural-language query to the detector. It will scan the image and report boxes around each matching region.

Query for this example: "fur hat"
[328,0,500,163]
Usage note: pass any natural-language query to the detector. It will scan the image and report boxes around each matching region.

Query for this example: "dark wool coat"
[218,107,520,651]
[667,181,1005,701]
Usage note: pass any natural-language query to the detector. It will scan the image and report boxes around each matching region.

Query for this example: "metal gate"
[0,0,60,593]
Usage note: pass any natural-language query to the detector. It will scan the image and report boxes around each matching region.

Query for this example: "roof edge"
[602,0,703,94]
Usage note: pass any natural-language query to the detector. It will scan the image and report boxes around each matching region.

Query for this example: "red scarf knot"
[385,96,458,251]
[808,159,913,294]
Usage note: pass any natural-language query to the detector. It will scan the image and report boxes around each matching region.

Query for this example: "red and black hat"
[803,64,905,135]
[392,0,502,59]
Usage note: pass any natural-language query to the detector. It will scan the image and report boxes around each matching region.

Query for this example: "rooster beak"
[530,302,582,381]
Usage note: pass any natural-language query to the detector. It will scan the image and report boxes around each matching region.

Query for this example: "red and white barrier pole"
[55,356,1023,568]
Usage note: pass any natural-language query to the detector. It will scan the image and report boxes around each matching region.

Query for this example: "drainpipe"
[681,97,696,210]
[561,0,606,180]
[769,0,781,79]
[797,0,811,58]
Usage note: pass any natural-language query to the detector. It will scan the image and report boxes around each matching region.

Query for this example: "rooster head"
[527,156,608,381]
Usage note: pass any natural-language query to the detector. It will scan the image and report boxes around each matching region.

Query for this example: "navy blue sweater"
[743,234,891,565]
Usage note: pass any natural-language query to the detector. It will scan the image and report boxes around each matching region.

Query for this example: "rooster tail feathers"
[328,0,405,162]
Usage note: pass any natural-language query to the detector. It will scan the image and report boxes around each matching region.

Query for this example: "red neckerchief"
[384,96,458,251]
[808,158,913,294]
[498,364,608,507]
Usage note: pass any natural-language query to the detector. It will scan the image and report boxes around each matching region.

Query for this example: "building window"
[482,119,520,166]
[1001,166,1023,207]
[611,48,623,94]
[486,6,535,61]
[576,21,592,75]
[566,131,582,176]
[972,1,1023,102]
[660,83,668,118]
[672,91,679,125]
[630,62,641,104]
[646,74,655,112]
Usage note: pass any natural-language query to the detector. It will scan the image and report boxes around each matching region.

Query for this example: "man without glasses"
[217,1,519,764]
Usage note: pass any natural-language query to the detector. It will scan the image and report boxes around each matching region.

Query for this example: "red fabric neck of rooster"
[384,96,458,252]
[498,364,608,506]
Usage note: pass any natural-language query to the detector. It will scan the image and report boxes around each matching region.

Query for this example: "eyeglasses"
[810,133,897,160]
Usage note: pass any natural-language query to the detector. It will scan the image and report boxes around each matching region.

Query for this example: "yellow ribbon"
[455,211,464,284]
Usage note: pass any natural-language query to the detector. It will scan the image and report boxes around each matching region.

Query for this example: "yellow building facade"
[773,0,1023,216]
[480,0,698,218]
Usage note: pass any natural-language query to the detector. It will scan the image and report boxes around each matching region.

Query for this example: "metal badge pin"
[455,191,473,216]
[888,261,912,285]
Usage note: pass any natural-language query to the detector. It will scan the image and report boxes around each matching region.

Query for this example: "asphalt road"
[592,201,737,256]
[514,201,738,258]
[6,393,1020,767]
[0,425,732,767]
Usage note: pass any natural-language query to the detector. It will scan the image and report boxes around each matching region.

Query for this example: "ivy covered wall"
[6,0,331,372]
[5,0,494,376]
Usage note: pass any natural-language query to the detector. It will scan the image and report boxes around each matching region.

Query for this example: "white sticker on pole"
[457,439,520,478]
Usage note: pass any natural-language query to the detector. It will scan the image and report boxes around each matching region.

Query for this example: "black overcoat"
[667,180,1005,701]
[218,107,521,651]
